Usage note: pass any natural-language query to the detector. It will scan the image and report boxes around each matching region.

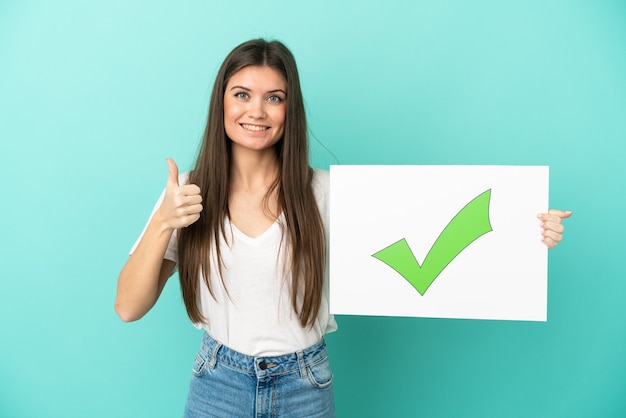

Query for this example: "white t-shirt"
[132,169,337,356]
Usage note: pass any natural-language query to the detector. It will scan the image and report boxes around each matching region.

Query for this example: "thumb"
[549,209,573,219]
[166,158,179,187]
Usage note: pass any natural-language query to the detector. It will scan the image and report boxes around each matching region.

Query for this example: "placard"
[329,165,549,321]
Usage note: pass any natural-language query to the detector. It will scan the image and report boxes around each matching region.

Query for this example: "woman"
[115,39,570,417]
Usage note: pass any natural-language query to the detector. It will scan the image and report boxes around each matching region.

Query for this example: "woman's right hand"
[156,158,203,229]
[114,158,201,322]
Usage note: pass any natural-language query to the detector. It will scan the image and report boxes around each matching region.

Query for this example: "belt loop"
[297,350,307,378]
[207,339,222,369]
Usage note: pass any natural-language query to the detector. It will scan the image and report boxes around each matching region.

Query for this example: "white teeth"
[241,124,268,131]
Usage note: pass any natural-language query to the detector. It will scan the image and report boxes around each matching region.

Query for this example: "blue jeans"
[183,333,335,418]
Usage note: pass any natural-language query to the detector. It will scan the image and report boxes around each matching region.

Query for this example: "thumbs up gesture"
[156,159,203,229]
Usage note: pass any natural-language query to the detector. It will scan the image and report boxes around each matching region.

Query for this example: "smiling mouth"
[241,123,269,132]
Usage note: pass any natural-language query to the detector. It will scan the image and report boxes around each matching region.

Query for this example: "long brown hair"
[177,39,326,328]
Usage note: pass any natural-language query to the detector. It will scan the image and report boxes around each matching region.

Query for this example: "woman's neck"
[230,145,279,192]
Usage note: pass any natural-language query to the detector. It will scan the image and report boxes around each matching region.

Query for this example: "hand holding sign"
[156,159,203,229]
[538,209,572,249]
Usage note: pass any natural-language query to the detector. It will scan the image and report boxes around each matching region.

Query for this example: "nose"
[247,98,266,119]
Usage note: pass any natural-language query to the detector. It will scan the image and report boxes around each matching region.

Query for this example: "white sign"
[329,165,549,321]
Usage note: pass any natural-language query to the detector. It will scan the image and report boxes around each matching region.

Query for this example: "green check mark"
[372,189,493,296]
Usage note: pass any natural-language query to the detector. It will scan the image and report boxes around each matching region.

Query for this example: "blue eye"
[234,91,248,99]
[267,95,284,103]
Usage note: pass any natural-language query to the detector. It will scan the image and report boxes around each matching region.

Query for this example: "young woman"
[115,39,570,418]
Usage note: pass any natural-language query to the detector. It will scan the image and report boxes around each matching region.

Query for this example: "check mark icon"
[372,189,493,295]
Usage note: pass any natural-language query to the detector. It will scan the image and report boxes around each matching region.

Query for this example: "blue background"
[1,1,625,417]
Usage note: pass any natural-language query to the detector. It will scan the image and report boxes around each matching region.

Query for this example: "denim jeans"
[183,333,335,418]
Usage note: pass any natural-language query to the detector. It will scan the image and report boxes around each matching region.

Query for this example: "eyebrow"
[229,85,287,95]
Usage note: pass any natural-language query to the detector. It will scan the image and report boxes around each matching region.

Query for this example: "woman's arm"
[115,219,177,322]
[539,209,572,249]
[114,159,202,322]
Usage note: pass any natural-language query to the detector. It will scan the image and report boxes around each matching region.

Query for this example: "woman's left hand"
[538,209,572,249]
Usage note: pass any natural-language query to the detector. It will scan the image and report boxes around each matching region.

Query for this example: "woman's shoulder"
[311,168,329,192]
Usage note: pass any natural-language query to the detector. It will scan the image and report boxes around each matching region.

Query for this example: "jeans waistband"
[199,332,328,378]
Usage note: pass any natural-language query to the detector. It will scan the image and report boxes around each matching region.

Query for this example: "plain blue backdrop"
[1,1,625,417]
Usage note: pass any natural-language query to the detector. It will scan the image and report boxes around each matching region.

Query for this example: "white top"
[132,169,337,356]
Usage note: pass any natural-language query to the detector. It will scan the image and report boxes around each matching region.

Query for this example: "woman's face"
[224,65,287,154]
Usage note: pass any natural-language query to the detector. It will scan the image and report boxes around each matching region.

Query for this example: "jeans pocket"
[306,356,334,389]
[192,351,208,377]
